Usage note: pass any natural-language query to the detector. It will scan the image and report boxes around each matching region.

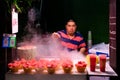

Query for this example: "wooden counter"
[87,63,117,76]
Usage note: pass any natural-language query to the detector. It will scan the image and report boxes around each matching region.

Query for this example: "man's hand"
[79,47,86,55]
[52,32,61,39]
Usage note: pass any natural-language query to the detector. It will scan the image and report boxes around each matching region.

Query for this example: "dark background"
[17,0,109,44]
[0,0,119,80]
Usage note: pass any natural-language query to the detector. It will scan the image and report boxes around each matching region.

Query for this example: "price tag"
[12,9,18,33]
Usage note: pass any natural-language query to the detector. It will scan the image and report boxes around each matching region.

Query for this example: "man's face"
[66,21,77,35]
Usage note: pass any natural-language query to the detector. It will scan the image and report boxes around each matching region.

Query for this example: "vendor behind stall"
[52,19,87,54]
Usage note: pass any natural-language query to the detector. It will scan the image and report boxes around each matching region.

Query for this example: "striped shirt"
[57,30,86,51]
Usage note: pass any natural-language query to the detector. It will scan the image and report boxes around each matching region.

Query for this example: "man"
[52,19,87,54]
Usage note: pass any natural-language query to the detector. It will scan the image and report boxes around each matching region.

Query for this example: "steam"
[18,33,86,62]
[24,7,41,36]
[17,7,86,62]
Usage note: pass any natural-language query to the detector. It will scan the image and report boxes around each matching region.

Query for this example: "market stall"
[6,70,87,80]
[5,53,117,80]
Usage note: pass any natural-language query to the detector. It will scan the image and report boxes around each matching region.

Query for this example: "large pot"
[17,45,37,60]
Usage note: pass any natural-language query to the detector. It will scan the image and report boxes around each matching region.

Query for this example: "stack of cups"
[88,31,92,49]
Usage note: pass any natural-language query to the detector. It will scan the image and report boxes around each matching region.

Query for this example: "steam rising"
[17,7,86,62]
[18,33,86,62]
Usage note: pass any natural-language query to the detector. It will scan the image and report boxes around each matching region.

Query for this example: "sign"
[12,8,18,33]
[2,36,10,48]
[10,35,16,47]
[2,34,16,48]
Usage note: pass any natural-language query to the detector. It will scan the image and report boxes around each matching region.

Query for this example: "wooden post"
[109,0,116,70]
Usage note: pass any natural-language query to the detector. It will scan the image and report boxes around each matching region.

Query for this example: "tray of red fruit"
[75,61,87,73]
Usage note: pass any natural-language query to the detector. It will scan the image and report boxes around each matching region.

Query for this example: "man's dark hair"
[65,19,77,25]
